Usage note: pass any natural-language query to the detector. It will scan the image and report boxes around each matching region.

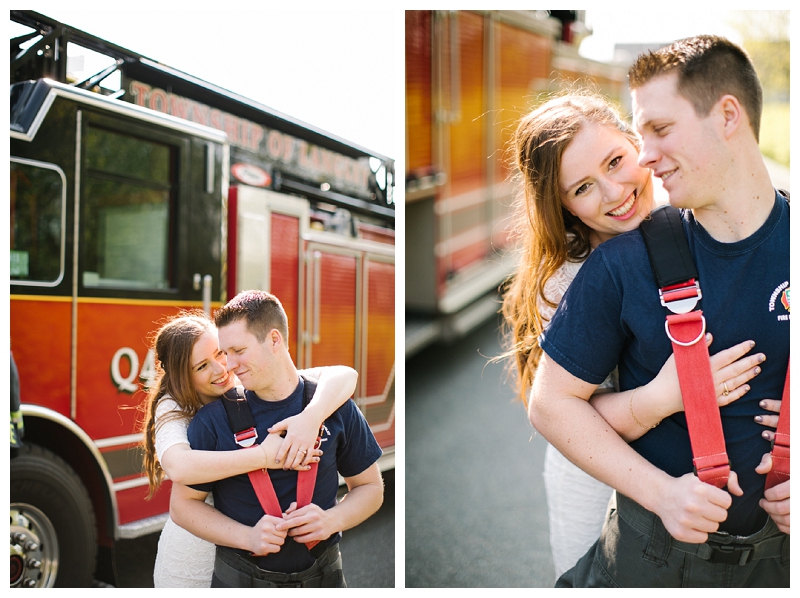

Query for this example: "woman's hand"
[268,412,323,470]
[649,334,764,418]
[710,336,765,407]
[755,399,782,442]
[259,431,322,471]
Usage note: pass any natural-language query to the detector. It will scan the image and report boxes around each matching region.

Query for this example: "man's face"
[632,72,723,210]
[217,319,276,393]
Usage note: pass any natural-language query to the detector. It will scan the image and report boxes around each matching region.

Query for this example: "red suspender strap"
[665,311,731,488]
[297,456,321,550]
[247,467,284,517]
[297,461,319,508]
[222,382,323,552]
[248,465,318,515]
[245,442,321,550]
[765,363,790,490]
[245,453,321,550]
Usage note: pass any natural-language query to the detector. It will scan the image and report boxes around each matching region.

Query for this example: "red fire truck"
[405,10,626,356]
[10,11,395,588]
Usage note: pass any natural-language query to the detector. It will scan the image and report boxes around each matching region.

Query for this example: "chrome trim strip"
[312,251,322,344]
[118,513,168,539]
[9,157,67,288]
[303,230,395,257]
[71,111,82,421]
[113,476,149,491]
[220,143,230,304]
[94,433,143,449]
[205,141,215,194]
[16,80,228,144]
[10,87,57,142]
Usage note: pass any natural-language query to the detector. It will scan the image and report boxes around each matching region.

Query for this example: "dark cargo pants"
[557,492,789,587]
[211,544,346,588]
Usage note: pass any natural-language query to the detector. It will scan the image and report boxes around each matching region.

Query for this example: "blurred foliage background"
[730,10,790,167]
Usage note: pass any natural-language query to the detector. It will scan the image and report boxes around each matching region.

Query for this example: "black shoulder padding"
[300,375,318,409]
[222,376,320,435]
[639,205,698,288]
[221,386,256,434]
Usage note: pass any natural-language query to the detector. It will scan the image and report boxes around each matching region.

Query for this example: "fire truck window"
[82,127,174,290]
[85,127,171,184]
[10,161,65,284]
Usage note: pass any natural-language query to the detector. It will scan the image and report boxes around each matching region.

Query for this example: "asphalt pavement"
[405,314,555,587]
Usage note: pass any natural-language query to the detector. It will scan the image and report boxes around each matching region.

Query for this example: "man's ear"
[717,94,744,139]
[269,328,283,351]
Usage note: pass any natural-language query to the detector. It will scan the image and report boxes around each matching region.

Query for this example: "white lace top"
[154,397,191,465]
[539,258,616,579]
[152,396,215,588]
[540,259,584,325]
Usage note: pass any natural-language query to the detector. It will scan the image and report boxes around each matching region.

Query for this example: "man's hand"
[756,453,790,534]
[654,472,741,543]
[248,514,288,556]
[277,502,335,545]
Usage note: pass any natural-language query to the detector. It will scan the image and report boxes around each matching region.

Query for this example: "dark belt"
[615,493,788,567]
[214,543,342,588]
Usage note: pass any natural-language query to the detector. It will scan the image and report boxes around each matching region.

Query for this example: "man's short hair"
[628,35,762,140]
[214,290,289,345]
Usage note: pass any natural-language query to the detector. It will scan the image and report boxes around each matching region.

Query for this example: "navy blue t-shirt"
[187,377,382,573]
[540,192,789,536]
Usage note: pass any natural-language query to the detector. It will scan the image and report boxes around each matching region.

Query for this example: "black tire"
[10,443,97,588]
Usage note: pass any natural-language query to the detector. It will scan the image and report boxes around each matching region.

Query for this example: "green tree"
[728,11,789,166]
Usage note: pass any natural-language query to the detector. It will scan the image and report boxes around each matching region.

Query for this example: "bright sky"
[580,9,746,63]
[8,7,791,173]
[11,5,403,162]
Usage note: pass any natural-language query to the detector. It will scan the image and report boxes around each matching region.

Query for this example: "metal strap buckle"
[234,427,258,448]
[665,315,706,347]
[659,279,702,314]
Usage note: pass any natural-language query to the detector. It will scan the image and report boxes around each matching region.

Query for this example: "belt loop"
[643,511,671,566]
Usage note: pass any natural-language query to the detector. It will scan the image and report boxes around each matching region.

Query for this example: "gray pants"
[557,492,789,587]
[212,544,346,588]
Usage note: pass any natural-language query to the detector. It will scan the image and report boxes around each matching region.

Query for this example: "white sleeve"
[539,260,584,325]
[154,397,191,463]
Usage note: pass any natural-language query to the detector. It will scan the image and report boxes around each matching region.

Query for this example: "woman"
[500,92,775,579]
[141,310,357,587]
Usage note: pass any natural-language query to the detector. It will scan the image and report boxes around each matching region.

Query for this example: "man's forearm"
[327,476,384,533]
[299,366,358,422]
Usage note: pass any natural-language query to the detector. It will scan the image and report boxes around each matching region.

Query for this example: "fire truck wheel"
[10,443,97,588]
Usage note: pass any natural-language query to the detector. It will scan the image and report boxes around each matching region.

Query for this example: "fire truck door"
[304,242,395,450]
[304,244,360,372]
[232,185,308,363]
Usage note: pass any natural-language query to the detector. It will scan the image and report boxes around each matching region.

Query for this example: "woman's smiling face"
[560,121,654,246]
[190,330,235,403]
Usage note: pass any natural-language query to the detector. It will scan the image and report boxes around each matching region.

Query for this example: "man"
[529,35,789,587]
[171,290,384,587]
